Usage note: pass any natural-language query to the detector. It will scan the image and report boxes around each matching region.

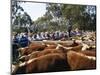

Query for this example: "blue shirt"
[19,36,29,47]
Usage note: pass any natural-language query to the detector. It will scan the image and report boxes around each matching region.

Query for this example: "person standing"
[19,34,29,47]
[12,33,19,63]
[67,19,72,37]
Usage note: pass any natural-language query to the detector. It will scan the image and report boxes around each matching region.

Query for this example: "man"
[67,19,72,37]
[12,33,19,63]
[19,34,29,47]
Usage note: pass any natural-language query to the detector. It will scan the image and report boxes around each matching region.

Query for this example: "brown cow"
[58,40,79,47]
[37,49,64,57]
[79,50,96,57]
[19,48,64,62]
[67,51,96,70]
[18,44,46,56]
[19,51,40,62]
[44,44,57,49]
[14,53,70,74]
[28,44,46,52]
[21,49,65,61]
[56,44,83,53]
[26,53,69,73]
[18,47,29,56]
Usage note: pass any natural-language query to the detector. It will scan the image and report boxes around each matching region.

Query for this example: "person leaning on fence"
[19,35,29,47]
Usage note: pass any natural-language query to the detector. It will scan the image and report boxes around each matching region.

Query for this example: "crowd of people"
[12,30,82,45]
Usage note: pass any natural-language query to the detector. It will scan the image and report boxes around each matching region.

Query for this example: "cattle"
[18,43,46,56]
[44,44,57,49]
[58,40,79,47]
[37,49,64,57]
[18,47,29,56]
[56,43,83,53]
[19,51,40,62]
[86,45,96,51]
[79,50,96,57]
[67,51,96,70]
[19,48,65,62]
[13,53,70,74]
[18,44,64,62]
[56,41,95,52]
[69,40,79,47]
[12,40,96,74]
[81,43,89,51]
[28,43,46,51]
[28,51,40,60]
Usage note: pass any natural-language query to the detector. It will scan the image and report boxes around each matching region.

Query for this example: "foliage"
[12,0,33,32]
[34,3,96,32]
[12,1,96,33]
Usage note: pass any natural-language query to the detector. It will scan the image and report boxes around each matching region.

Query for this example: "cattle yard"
[11,1,96,74]
[12,39,96,74]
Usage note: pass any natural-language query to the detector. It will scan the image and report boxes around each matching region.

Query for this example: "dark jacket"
[19,36,29,47]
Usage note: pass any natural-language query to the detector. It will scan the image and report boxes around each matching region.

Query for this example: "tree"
[45,3,96,31]
[12,0,33,33]
[11,0,24,26]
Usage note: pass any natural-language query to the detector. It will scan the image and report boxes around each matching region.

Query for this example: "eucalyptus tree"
[45,3,96,31]
[11,0,24,27]
[11,0,33,33]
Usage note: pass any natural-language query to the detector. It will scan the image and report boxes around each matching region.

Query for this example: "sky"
[20,2,46,21]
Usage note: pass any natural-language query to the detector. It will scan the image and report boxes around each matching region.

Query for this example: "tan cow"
[56,44,83,53]
[44,44,57,49]
[19,51,40,62]
[19,48,64,62]
[67,51,96,70]
[14,53,70,74]
[18,44,46,56]
[37,49,64,57]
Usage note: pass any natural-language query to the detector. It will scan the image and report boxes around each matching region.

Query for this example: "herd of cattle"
[12,39,96,74]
